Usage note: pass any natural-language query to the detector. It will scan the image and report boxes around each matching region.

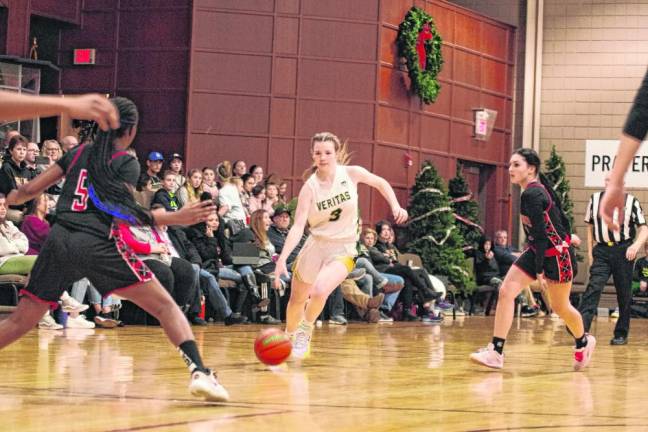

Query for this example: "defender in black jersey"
[0,97,229,402]
[471,148,595,371]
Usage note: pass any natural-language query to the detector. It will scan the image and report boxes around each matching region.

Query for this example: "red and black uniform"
[513,181,576,283]
[21,144,153,308]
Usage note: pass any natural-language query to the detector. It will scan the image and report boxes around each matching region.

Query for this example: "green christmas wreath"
[397,7,444,104]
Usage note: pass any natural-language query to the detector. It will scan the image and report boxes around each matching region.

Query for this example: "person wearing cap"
[137,151,164,191]
[169,153,186,193]
[267,205,306,270]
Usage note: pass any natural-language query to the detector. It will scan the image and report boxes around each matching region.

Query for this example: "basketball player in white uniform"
[274,132,408,359]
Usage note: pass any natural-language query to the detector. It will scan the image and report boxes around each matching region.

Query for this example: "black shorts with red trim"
[513,246,577,283]
[22,223,153,308]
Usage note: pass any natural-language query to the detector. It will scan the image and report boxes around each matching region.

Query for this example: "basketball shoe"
[573,334,596,372]
[189,369,230,402]
[60,291,89,313]
[291,321,313,360]
[470,343,504,369]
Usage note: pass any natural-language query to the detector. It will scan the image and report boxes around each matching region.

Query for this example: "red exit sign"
[73,49,96,65]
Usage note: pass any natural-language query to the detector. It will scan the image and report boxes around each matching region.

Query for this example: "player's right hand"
[599,182,625,231]
[175,200,216,225]
[65,94,120,131]
[274,259,288,289]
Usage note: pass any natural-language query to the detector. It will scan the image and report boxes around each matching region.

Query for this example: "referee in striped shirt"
[579,175,648,345]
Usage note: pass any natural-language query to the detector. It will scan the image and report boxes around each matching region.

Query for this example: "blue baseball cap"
[147,151,164,161]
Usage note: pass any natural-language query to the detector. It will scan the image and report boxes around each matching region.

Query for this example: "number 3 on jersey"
[329,208,342,222]
[72,169,89,211]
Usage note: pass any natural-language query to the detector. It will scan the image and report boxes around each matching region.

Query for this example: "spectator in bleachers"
[233,160,247,178]
[248,184,274,216]
[278,180,289,205]
[117,219,199,320]
[39,140,64,200]
[240,173,254,216]
[41,139,62,164]
[493,230,518,277]
[137,151,163,191]
[475,237,502,290]
[264,182,280,212]
[634,244,648,296]
[0,135,31,221]
[373,221,444,321]
[151,170,180,212]
[19,193,94,328]
[2,130,20,150]
[268,205,306,271]
[168,153,186,193]
[202,167,219,200]
[25,142,42,178]
[188,211,250,324]
[21,194,49,255]
[178,168,204,207]
[249,209,283,324]
[218,163,248,233]
[249,164,264,184]
[59,135,78,153]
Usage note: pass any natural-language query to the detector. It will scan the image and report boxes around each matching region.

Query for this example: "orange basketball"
[254,328,292,366]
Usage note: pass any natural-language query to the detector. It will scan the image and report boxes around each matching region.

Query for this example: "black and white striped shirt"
[585,192,646,244]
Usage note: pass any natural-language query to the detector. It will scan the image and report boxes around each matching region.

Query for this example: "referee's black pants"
[578,242,634,338]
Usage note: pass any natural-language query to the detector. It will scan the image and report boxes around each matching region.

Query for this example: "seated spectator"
[240,173,255,217]
[40,140,64,201]
[0,193,36,273]
[233,159,247,178]
[116,218,199,320]
[25,142,42,178]
[373,220,441,321]
[249,164,264,184]
[178,168,204,207]
[248,184,274,216]
[0,135,31,220]
[188,211,265,317]
[21,194,50,255]
[278,181,289,205]
[151,170,181,212]
[492,229,519,277]
[137,151,163,191]
[264,182,280,213]
[168,153,186,193]
[633,244,648,296]
[249,209,283,324]
[218,164,248,233]
[475,236,502,289]
[60,135,78,153]
[202,167,219,201]
[41,139,62,165]
[267,204,306,270]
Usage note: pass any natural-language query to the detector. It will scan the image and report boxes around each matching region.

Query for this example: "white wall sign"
[585,140,648,188]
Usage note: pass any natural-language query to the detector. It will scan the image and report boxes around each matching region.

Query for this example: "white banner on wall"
[585,140,648,188]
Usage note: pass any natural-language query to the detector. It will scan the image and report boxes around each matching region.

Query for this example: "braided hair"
[513,148,571,232]
[86,97,153,225]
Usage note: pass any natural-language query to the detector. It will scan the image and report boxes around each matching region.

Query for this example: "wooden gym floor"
[1,315,647,431]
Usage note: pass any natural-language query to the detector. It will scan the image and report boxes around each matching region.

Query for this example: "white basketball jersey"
[306,165,359,242]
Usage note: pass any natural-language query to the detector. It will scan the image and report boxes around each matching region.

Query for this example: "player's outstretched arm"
[347,165,408,224]
[151,200,215,226]
[0,91,119,131]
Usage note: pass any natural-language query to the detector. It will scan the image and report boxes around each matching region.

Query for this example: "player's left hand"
[392,206,408,225]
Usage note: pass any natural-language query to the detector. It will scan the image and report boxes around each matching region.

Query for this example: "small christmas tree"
[406,161,475,294]
[544,145,575,230]
[448,164,483,252]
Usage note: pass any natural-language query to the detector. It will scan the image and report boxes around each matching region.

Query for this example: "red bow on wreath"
[416,24,433,69]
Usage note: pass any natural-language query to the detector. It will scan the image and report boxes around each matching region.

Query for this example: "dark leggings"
[145,258,198,311]
[383,264,435,303]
